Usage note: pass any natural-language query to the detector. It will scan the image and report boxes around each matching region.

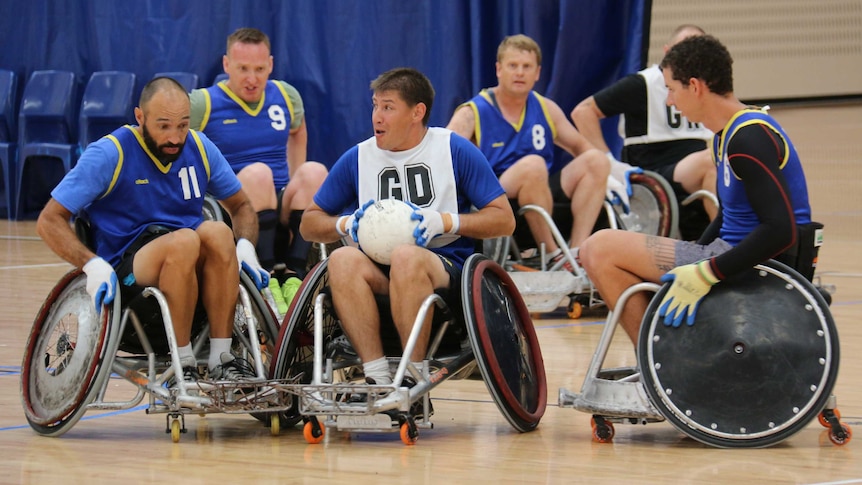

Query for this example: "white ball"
[356,199,418,264]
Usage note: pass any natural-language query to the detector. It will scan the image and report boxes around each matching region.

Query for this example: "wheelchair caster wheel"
[591,416,614,443]
[270,414,280,436]
[828,423,852,446]
[818,408,841,428]
[567,301,583,319]
[303,418,324,444]
[400,418,419,445]
[170,419,182,443]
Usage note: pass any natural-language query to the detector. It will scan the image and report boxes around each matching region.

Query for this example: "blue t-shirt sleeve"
[197,131,242,199]
[449,133,505,209]
[51,137,120,214]
[313,146,360,216]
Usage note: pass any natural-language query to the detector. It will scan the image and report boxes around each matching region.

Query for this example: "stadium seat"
[79,71,136,149]
[0,69,17,219]
[153,71,199,92]
[16,70,79,220]
[213,73,229,85]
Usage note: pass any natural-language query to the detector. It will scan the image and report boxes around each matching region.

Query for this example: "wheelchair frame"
[21,270,289,442]
[486,170,687,318]
[559,259,851,448]
[268,254,547,445]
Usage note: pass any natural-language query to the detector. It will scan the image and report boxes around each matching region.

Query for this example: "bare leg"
[579,229,676,344]
[388,245,451,362]
[132,229,201,346]
[279,161,328,225]
[237,163,279,212]
[560,149,609,247]
[328,246,390,363]
[498,155,559,253]
[195,221,239,339]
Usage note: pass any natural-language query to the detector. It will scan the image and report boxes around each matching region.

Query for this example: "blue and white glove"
[82,256,117,315]
[658,260,719,327]
[236,238,269,290]
[336,199,374,243]
[606,154,643,214]
[409,203,459,247]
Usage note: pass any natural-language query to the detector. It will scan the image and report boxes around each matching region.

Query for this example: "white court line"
[0,235,42,241]
[805,480,862,485]
[0,263,70,271]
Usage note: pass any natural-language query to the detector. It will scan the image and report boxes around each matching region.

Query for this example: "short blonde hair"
[496,34,542,65]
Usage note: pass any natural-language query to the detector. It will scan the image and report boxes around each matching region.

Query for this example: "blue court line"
[0,405,149,432]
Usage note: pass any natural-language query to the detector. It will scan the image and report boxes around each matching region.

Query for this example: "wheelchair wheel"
[270,259,341,427]
[202,194,225,223]
[638,260,839,448]
[615,171,677,238]
[234,271,280,367]
[462,254,547,432]
[21,270,111,436]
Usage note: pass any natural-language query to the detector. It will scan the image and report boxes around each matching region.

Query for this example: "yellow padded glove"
[658,260,719,327]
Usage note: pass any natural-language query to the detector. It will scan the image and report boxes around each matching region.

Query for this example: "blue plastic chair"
[16,70,78,219]
[79,71,136,149]
[153,72,199,92]
[213,73,229,85]
[0,70,17,219]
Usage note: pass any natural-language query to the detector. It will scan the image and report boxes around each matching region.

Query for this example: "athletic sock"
[363,356,392,385]
[208,338,233,371]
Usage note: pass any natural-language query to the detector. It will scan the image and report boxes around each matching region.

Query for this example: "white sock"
[208,338,232,370]
[177,344,195,365]
[363,357,392,385]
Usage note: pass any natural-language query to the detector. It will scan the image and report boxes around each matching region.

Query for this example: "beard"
[142,124,185,164]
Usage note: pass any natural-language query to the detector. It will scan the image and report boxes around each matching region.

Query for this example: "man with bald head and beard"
[37,77,269,384]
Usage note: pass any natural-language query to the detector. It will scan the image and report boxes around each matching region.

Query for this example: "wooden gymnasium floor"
[0,103,860,484]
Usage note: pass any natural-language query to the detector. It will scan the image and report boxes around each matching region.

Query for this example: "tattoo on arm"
[645,236,675,272]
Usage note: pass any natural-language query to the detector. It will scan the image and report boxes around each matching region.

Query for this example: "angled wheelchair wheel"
[235,271,280,367]
[638,260,839,448]
[615,171,677,238]
[21,270,112,436]
[202,194,225,223]
[462,254,547,432]
[270,259,343,427]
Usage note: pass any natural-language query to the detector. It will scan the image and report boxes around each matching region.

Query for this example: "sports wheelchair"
[485,170,697,318]
[20,227,289,442]
[559,223,851,448]
[267,253,547,445]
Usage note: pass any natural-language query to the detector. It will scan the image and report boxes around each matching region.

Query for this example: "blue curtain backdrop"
[0,0,644,172]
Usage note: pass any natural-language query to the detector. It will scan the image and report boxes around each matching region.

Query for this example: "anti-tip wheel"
[303,420,324,444]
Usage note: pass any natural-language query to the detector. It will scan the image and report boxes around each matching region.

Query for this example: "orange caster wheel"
[590,416,614,443]
[567,301,583,319]
[400,420,419,445]
[303,420,325,444]
[828,423,852,446]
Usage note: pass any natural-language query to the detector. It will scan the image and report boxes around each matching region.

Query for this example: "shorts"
[674,237,732,267]
[115,225,174,287]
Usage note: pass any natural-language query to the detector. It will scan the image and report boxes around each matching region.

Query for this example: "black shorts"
[115,225,174,288]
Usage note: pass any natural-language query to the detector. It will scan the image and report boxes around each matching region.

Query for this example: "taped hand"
[236,238,270,290]
[658,260,719,327]
[337,199,374,243]
[82,257,117,315]
[410,204,459,247]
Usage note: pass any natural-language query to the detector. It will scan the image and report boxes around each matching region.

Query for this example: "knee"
[582,149,610,179]
[197,222,235,265]
[327,246,369,283]
[388,245,426,280]
[579,229,614,275]
[238,163,275,191]
[166,228,202,266]
[294,161,328,189]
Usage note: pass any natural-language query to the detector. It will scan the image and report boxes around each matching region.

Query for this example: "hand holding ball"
[356,199,419,264]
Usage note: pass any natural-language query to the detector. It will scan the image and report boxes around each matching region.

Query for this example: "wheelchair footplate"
[153,377,302,415]
[559,366,664,422]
